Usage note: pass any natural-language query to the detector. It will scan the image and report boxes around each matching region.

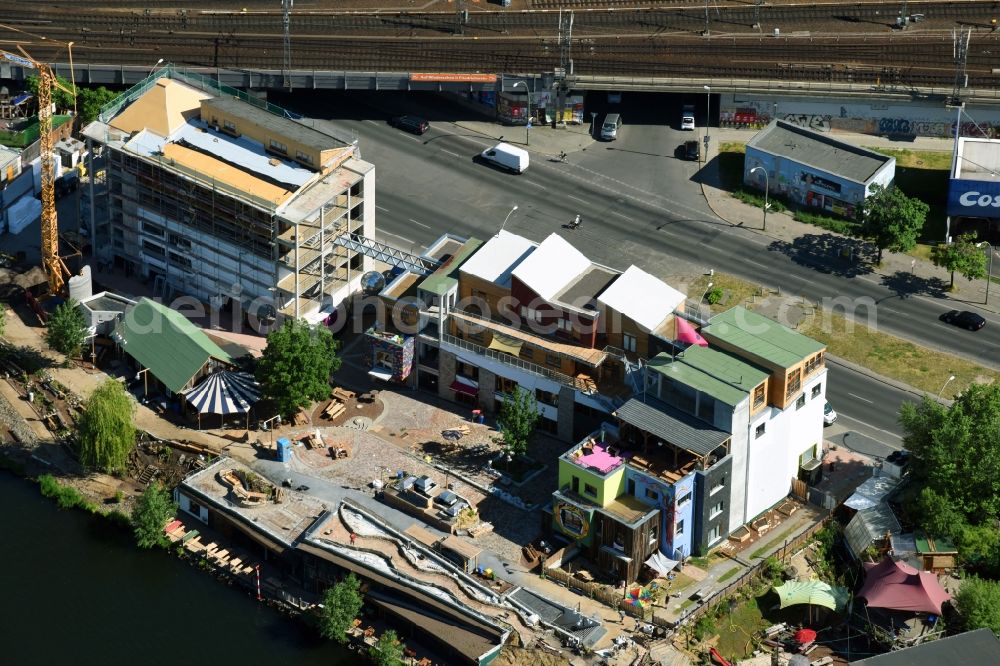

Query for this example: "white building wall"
[177,491,209,524]
[725,400,751,528]
[744,369,827,520]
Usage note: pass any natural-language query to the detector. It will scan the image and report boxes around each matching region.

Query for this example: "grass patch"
[866,147,950,242]
[792,209,862,236]
[800,310,1000,398]
[715,594,770,659]
[718,566,741,583]
[688,273,760,316]
[38,474,100,512]
[732,188,787,213]
[688,556,712,569]
[719,142,747,155]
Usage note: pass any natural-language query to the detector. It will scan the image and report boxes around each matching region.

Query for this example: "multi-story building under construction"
[83,68,374,323]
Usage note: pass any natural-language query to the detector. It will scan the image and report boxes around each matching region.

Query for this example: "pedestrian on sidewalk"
[350,532,357,545]
[618,609,626,624]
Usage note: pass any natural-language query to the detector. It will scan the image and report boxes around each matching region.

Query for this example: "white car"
[823,401,838,426]
[681,116,695,131]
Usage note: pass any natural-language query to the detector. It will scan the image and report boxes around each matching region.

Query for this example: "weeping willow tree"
[77,379,136,474]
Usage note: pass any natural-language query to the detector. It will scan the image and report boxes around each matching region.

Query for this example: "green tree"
[319,574,363,644]
[954,577,1000,634]
[77,378,136,474]
[26,73,76,112]
[131,482,177,549]
[256,319,341,418]
[0,305,6,338]
[860,183,928,263]
[77,86,120,124]
[498,386,540,458]
[369,629,404,666]
[45,299,88,357]
[930,233,988,290]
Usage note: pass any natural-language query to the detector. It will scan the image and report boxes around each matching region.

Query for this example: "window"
[545,354,561,368]
[623,333,637,353]
[168,251,191,269]
[142,240,165,257]
[645,488,658,501]
[557,318,574,332]
[755,423,766,439]
[676,491,692,507]
[457,362,478,380]
[785,368,801,398]
[535,388,558,407]
[708,525,721,543]
[223,119,237,133]
[753,384,765,409]
[142,221,164,238]
[471,289,488,302]
[710,501,724,519]
[584,483,597,498]
[495,376,517,395]
[811,383,822,398]
[168,233,191,250]
[710,478,725,495]
[522,347,534,361]
[805,352,824,375]
[295,150,313,165]
[796,394,806,410]
[676,520,685,536]
[269,139,287,154]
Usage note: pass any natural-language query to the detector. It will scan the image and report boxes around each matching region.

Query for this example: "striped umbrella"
[183,371,261,429]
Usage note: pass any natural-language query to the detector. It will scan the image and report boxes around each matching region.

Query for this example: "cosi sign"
[948,178,1000,217]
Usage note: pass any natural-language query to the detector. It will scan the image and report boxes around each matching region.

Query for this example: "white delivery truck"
[681,105,696,131]
[480,142,529,174]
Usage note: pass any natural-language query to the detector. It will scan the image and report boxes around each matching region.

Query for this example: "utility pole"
[555,10,573,126]
[950,28,971,107]
[282,0,293,90]
[753,0,762,30]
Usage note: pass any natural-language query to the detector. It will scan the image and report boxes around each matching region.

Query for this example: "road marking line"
[408,218,431,229]
[567,194,588,204]
[841,418,904,441]
[380,230,416,246]
[522,180,546,189]
[610,210,631,219]
[847,393,874,404]
[376,205,390,213]
[441,149,464,159]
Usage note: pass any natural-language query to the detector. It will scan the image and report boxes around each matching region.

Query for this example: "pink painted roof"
[575,444,623,475]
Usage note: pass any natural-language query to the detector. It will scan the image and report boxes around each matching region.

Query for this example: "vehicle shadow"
[767,234,875,278]
[879,270,949,300]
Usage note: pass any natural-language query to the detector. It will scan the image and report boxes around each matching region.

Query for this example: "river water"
[0,472,355,665]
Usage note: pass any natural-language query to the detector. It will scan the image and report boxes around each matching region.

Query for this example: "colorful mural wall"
[553,500,593,543]
[624,468,695,560]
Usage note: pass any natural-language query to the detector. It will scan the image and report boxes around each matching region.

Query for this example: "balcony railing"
[440,333,589,392]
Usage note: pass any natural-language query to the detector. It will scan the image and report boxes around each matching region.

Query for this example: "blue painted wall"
[624,468,695,560]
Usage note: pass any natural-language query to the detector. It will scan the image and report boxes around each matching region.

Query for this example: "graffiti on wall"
[554,501,590,539]
[782,114,832,132]
[720,107,772,129]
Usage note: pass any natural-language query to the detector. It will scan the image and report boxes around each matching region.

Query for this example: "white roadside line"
[408,218,431,230]
[840,416,904,442]
[376,205,390,213]
[847,392,874,404]
[441,149,464,159]
[379,230,417,246]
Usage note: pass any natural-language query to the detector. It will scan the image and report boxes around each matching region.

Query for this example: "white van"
[601,113,622,141]
[480,142,529,174]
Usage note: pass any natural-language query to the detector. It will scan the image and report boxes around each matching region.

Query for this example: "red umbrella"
[793,628,817,644]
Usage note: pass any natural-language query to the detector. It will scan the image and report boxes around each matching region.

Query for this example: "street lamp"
[149,58,164,77]
[261,414,282,448]
[703,85,711,144]
[498,204,519,235]
[512,80,531,145]
[135,367,150,397]
[976,241,995,304]
[749,166,770,231]
[938,375,956,400]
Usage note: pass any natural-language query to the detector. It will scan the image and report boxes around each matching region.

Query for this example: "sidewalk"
[701,127,998,315]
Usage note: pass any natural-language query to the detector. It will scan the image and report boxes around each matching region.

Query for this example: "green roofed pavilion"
[113,298,232,394]
[703,306,825,368]
[647,345,769,407]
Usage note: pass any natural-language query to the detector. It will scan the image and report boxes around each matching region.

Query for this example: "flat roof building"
[84,70,376,324]
[744,119,895,219]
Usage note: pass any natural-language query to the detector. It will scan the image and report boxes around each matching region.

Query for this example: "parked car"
[940,309,986,331]
[823,401,838,426]
[684,140,700,161]
[681,104,696,130]
[389,115,429,135]
[433,489,461,508]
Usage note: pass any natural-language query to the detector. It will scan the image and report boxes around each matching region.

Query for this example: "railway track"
[3,2,998,87]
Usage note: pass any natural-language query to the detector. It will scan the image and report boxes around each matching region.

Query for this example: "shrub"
[793,209,862,235]
[706,286,724,305]
[38,474,92,511]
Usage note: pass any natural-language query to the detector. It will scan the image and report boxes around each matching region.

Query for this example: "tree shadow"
[0,343,59,374]
[879,270,949,300]
[767,234,875,278]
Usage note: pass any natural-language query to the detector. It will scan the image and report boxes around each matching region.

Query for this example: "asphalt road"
[276,91,993,442]
[824,361,920,447]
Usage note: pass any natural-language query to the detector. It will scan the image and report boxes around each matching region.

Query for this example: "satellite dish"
[361,270,385,295]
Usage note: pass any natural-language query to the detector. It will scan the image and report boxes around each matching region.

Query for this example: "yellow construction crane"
[0,46,75,295]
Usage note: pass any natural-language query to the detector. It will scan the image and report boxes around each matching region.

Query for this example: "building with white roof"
[83,68,375,323]
[511,233,592,302]
[459,230,536,289]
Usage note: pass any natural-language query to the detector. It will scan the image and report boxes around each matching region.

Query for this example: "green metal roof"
[647,346,766,406]
[114,298,232,393]
[418,238,484,295]
[914,531,957,554]
[703,306,825,368]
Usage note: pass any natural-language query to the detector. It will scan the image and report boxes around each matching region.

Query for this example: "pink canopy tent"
[676,317,708,347]
[857,558,951,615]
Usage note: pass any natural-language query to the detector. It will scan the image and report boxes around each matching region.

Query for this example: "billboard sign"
[948,178,1000,217]
[409,73,497,83]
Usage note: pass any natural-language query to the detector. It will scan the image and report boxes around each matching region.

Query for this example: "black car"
[389,115,430,135]
[940,310,986,331]
[683,140,700,161]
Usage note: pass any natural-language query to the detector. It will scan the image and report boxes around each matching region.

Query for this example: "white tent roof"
[459,230,536,287]
[598,265,685,331]
[512,233,592,301]
[644,551,679,577]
